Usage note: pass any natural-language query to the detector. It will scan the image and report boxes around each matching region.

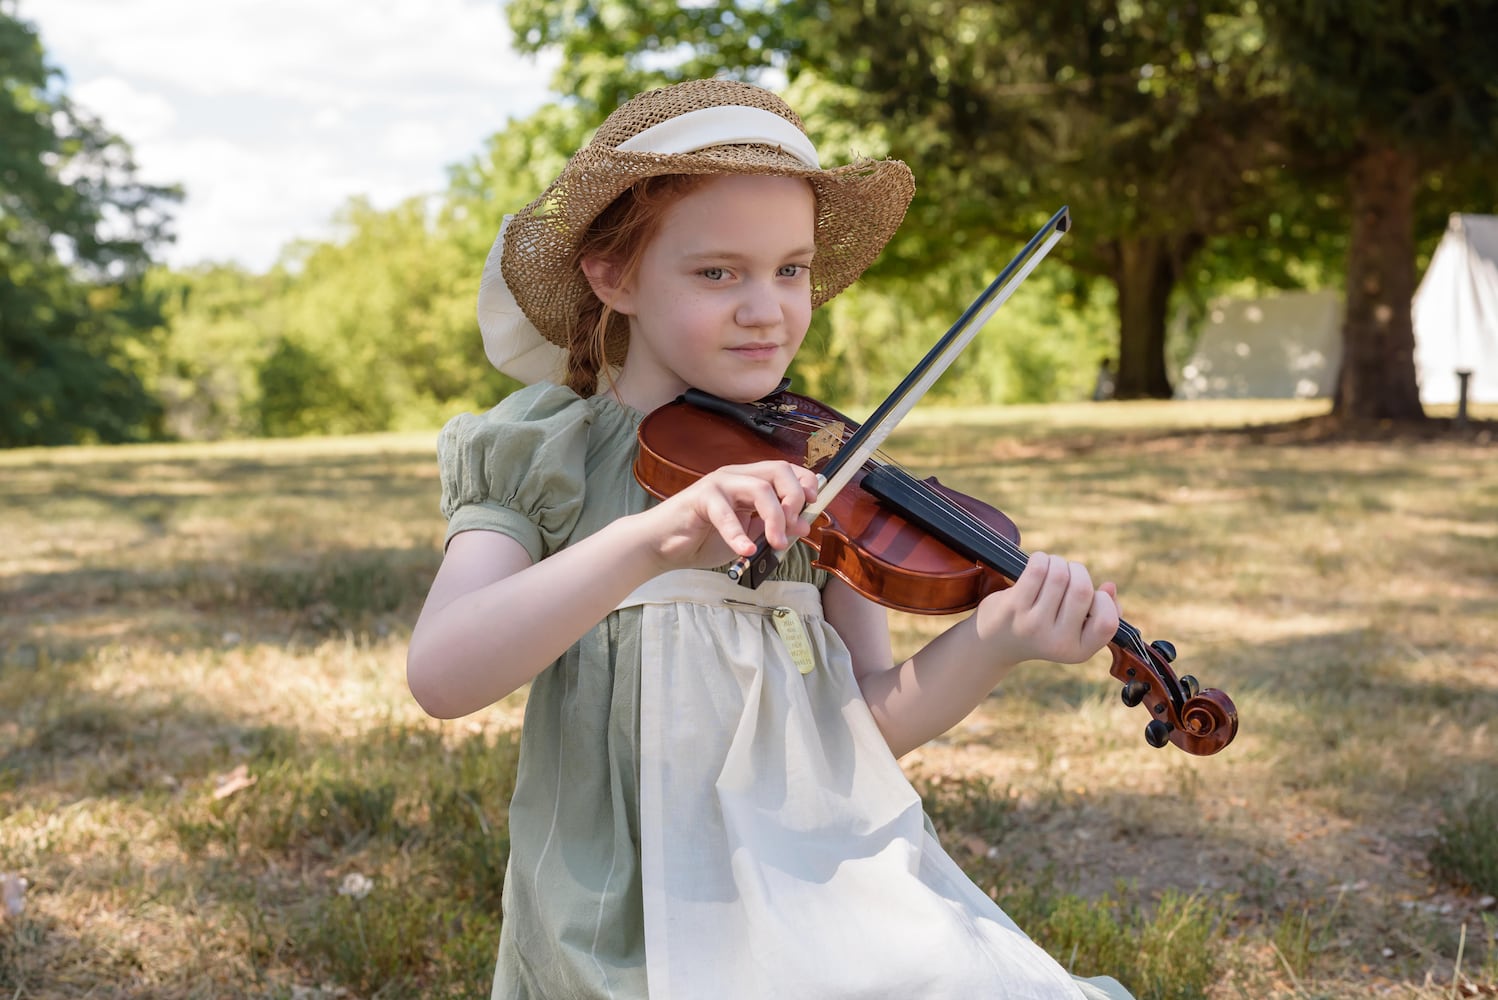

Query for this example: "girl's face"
[605,174,817,411]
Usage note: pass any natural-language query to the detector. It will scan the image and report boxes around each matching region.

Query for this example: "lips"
[729,342,781,358]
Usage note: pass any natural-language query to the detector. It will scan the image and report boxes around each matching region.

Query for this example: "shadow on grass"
[1,543,441,635]
[0,683,298,802]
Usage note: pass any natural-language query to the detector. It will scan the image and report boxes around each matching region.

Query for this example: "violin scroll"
[1109,638,1238,755]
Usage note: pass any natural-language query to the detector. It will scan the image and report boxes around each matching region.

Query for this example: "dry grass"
[2,399,1495,998]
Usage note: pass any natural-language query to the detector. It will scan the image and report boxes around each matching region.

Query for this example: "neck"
[609,366,689,414]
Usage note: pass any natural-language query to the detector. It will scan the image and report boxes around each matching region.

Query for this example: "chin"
[681,359,793,404]
[724,377,788,403]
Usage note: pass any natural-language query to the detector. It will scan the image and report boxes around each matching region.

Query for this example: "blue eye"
[701,267,726,280]
[779,264,810,278]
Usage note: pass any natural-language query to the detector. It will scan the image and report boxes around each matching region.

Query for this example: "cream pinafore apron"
[619,568,1123,1000]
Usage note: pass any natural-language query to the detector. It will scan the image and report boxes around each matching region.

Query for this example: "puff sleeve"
[437,383,594,563]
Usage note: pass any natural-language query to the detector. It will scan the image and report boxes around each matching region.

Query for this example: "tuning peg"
[1121,680,1150,708]
[1150,639,1177,663]
[1145,720,1173,748]
[1179,674,1201,699]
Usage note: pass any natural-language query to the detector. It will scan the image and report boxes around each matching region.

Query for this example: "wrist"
[616,506,682,578]
[965,609,1029,675]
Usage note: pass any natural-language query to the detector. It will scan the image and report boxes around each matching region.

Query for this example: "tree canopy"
[0,2,180,446]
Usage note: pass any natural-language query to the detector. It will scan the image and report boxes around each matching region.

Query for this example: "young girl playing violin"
[407,78,1135,1000]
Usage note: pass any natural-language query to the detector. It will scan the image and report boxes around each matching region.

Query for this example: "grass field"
[2,399,1496,998]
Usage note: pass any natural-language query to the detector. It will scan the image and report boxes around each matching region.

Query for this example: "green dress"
[437,382,1135,1000]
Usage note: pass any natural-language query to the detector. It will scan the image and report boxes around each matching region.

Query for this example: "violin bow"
[729,206,1073,588]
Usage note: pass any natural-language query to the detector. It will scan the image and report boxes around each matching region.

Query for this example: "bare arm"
[407,460,821,719]
[826,553,1119,758]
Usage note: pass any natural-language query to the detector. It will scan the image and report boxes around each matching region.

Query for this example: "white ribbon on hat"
[616,105,820,168]
[477,104,822,383]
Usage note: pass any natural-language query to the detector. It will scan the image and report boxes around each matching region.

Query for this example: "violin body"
[634,386,1239,756]
[636,391,1021,615]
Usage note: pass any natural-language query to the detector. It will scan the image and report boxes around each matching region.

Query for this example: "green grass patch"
[1430,786,1498,897]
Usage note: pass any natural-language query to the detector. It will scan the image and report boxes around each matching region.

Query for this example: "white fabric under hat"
[476,215,566,384]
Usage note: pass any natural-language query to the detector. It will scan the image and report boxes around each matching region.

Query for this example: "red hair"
[565,175,711,398]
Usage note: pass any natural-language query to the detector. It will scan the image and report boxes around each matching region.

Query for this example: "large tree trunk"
[1109,235,1176,399]
[1334,141,1426,421]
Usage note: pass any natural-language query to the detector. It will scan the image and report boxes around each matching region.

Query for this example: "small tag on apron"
[771,606,818,674]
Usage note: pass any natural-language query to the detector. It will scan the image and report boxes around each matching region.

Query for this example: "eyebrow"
[682,246,817,262]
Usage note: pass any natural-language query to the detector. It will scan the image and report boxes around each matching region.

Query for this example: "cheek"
[677,294,719,331]
[789,295,814,340]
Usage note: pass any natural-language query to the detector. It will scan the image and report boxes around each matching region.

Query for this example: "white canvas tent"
[1174,290,1342,400]
[1412,213,1498,404]
[1175,213,1498,404]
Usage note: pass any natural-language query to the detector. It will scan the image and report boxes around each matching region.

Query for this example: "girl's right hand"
[637,460,821,571]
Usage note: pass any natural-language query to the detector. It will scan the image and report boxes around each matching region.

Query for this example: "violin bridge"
[804,421,846,469]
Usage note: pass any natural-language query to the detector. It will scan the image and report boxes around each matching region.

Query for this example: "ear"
[581,256,637,316]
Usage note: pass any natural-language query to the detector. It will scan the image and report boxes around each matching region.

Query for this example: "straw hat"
[478,78,916,383]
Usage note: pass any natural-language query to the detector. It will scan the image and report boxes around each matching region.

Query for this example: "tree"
[1259,0,1498,421]
[506,0,1301,399]
[0,3,179,446]
[148,105,593,440]
[149,264,292,439]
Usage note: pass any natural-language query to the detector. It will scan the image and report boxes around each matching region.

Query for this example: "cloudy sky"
[21,0,559,270]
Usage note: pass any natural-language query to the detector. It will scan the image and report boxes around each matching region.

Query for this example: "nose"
[734,279,784,329]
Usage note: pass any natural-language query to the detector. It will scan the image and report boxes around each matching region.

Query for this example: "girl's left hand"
[972,552,1120,666]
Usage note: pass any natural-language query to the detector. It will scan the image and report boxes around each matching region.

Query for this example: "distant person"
[406,79,1133,1000]
[1094,356,1117,401]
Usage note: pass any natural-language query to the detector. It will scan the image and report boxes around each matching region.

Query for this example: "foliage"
[0,3,180,446]
[1260,0,1498,158]
[271,197,484,435]
[1430,785,1498,896]
[147,106,596,440]
[147,265,287,439]
[792,245,1118,407]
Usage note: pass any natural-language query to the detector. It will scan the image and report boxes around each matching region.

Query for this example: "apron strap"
[615,568,823,618]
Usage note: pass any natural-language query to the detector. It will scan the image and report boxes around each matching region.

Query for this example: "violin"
[634,385,1239,756]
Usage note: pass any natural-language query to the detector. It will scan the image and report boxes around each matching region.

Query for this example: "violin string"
[771,406,1037,569]
[764,407,1158,665]
[913,481,1154,664]
[771,405,1040,568]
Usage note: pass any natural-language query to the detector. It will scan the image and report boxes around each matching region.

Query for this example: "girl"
[408,78,1134,1000]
